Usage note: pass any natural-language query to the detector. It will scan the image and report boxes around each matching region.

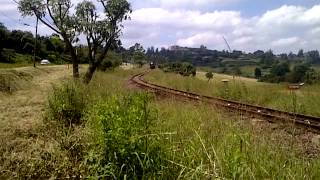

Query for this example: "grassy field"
[144,69,320,117]
[1,66,320,179]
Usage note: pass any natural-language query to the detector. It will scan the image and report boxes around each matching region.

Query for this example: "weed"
[84,93,165,179]
[47,81,87,128]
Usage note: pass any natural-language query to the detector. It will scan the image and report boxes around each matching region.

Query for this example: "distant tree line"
[0,22,68,64]
[0,22,123,70]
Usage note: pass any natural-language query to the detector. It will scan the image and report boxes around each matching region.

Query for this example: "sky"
[0,0,320,54]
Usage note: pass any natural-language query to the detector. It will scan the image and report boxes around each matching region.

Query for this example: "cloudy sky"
[1,0,320,53]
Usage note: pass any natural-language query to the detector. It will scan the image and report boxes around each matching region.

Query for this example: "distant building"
[169,45,189,51]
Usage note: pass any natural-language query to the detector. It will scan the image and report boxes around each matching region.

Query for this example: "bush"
[47,82,87,128]
[160,62,197,77]
[1,48,16,63]
[98,59,122,72]
[85,93,165,179]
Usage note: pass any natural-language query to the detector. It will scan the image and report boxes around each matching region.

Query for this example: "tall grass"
[154,100,320,179]
[84,93,165,179]
[145,70,320,116]
[3,67,320,179]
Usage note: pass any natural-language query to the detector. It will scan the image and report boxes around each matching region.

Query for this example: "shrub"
[47,82,87,128]
[160,62,196,77]
[1,48,16,63]
[98,59,122,72]
[85,93,165,179]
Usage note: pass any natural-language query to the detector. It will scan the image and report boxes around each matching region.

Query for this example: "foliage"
[76,0,132,83]
[259,50,275,67]
[306,50,320,63]
[254,67,262,79]
[286,64,311,83]
[128,43,146,67]
[160,62,196,77]
[260,62,290,83]
[0,22,72,64]
[98,51,122,71]
[1,49,16,63]
[85,93,165,179]
[205,71,214,81]
[47,81,87,128]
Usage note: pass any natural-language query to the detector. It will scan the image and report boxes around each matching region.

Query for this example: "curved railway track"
[131,71,320,130]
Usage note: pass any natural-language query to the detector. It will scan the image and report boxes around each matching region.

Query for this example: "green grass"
[153,100,320,179]
[0,63,32,69]
[240,65,258,77]
[2,67,320,179]
[145,70,320,117]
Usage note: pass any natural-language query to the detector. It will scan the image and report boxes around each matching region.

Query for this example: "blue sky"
[1,0,320,53]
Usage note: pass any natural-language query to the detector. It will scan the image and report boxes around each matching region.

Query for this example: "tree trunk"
[83,63,97,84]
[83,39,113,84]
[65,39,79,79]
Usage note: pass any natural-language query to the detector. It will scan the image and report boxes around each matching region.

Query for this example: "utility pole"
[33,16,39,68]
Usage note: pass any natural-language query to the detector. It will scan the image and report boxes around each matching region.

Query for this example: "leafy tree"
[305,69,320,84]
[260,50,274,67]
[270,62,290,77]
[18,0,80,78]
[297,49,304,58]
[76,0,131,83]
[288,52,295,60]
[254,68,262,79]
[205,71,213,82]
[129,43,146,67]
[286,64,310,83]
[0,23,9,60]
[306,50,320,63]
[18,0,131,82]
[280,53,288,60]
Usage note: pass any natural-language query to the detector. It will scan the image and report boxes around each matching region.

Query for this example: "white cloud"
[1,0,320,53]
[271,37,300,47]
[177,32,223,47]
[123,4,320,53]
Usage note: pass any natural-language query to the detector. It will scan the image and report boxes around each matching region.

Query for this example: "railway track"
[131,72,320,130]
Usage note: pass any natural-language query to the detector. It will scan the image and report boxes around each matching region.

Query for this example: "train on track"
[149,61,156,69]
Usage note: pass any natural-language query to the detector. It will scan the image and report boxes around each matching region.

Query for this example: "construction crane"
[222,36,232,53]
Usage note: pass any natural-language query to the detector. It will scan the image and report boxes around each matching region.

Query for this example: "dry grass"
[0,65,75,178]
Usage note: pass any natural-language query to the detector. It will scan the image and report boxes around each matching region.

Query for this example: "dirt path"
[0,65,72,133]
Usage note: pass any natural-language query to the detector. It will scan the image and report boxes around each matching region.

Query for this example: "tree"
[205,71,213,82]
[254,68,262,79]
[260,50,274,67]
[287,64,310,83]
[297,49,304,58]
[18,0,80,78]
[280,53,288,60]
[306,50,320,63]
[129,43,146,67]
[76,0,131,83]
[270,62,290,77]
[18,0,131,82]
[0,23,8,59]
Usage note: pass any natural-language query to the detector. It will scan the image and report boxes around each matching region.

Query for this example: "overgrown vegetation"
[47,82,87,127]
[2,67,320,179]
[159,62,197,76]
[85,93,165,178]
[145,70,320,116]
